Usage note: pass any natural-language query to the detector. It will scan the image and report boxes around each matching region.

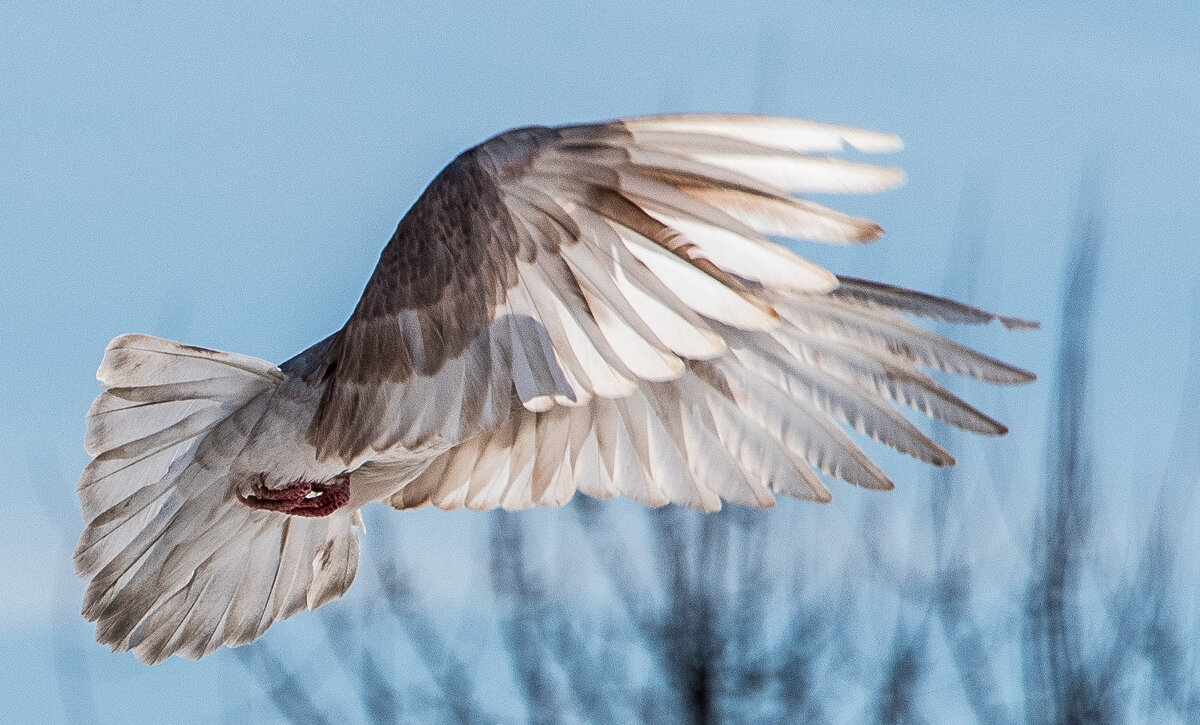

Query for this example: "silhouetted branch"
[1022,186,1117,724]
[371,522,491,724]
[318,606,401,724]
[874,620,930,725]
[235,643,336,725]
[488,512,572,724]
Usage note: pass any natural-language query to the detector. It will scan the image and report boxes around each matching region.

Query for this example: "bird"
[76,113,1036,664]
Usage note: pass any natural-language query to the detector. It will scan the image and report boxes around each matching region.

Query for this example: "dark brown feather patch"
[309,128,559,461]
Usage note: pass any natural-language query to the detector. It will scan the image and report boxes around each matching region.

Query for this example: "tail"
[75,334,362,664]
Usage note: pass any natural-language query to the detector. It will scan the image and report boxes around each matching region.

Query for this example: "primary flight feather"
[76,114,1036,663]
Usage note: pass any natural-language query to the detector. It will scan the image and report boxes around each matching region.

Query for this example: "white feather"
[616,225,779,330]
[622,114,905,154]
[768,325,1008,435]
[640,204,837,291]
[97,333,284,388]
[504,283,575,411]
[680,187,885,245]
[560,241,684,381]
[569,408,615,500]
[777,295,1035,384]
[727,334,954,466]
[690,379,783,508]
[711,357,893,491]
[592,397,665,507]
[690,153,907,194]
[529,254,639,398]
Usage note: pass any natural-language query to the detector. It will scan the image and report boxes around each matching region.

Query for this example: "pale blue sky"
[2,2,1197,721]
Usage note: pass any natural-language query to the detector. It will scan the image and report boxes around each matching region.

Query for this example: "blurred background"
[2,1,1198,722]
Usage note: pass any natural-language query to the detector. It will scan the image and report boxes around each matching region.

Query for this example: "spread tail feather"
[76,334,361,664]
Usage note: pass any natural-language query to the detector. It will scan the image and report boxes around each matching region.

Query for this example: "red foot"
[239,474,351,517]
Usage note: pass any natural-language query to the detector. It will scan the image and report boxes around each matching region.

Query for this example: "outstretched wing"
[309,114,1035,509]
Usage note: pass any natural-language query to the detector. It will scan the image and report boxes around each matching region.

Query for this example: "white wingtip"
[623,113,904,155]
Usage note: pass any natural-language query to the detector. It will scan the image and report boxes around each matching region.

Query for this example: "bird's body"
[76,114,1035,663]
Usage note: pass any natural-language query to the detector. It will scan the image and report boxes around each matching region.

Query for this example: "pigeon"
[76,114,1036,664]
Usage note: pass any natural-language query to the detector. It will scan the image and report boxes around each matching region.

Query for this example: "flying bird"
[76,114,1036,663]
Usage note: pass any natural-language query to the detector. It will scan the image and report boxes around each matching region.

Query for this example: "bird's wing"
[310,113,1034,509]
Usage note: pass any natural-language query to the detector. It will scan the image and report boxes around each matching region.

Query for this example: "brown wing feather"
[304,114,1031,471]
[306,122,774,462]
[309,135,539,460]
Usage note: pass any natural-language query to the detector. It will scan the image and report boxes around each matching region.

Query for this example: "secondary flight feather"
[76,113,1036,663]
